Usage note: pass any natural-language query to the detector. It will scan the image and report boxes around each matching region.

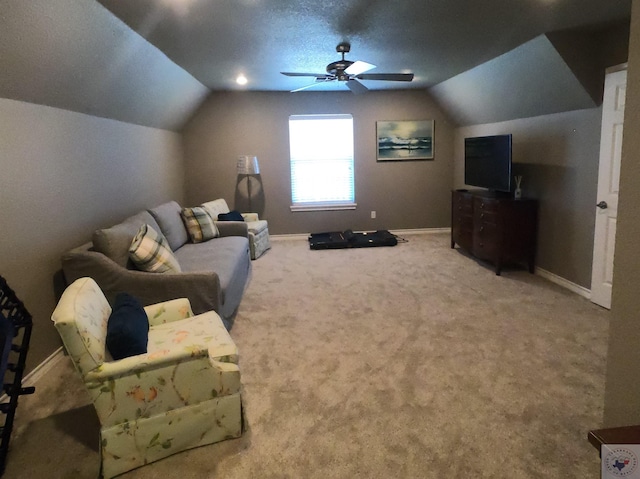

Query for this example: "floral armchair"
[51,277,242,478]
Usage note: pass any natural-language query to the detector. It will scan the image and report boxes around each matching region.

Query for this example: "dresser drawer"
[473,225,499,260]
[474,197,500,213]
[454,194,473,214]
[452,189,537,275]
[474,221,499,241]
[474,210,498,226]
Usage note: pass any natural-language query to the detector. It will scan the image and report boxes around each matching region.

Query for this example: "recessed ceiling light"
[161,0,196,15]
[236,75,248,85]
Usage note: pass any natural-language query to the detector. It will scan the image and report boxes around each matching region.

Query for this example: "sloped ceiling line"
[428,23,629,127]
[0,0,209,131]
[0,0,630,129]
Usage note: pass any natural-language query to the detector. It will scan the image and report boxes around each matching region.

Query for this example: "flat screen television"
[464,134,512,193]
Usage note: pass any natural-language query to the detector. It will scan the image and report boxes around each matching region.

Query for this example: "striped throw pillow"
[129,224,182,273]
[181,207,219,243]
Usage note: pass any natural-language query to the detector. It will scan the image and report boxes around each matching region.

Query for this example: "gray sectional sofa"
[61,201,251,327]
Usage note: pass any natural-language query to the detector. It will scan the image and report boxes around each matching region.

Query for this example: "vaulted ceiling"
[0,0,632,130]
[96,0,631,92]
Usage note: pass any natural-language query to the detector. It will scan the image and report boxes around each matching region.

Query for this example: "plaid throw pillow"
[129,224,182,273]
[181,207,219,243]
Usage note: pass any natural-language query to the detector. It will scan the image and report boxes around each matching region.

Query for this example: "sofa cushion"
[93,211,163,268]
[174,236,249,305]
[106,292,149,360]
[129,224,182,273]
[218,210,244,222]
[181,207,219,243]
[201,199,230,221]
[148,201,189,251]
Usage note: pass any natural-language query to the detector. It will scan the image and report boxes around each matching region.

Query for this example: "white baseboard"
[535,267,592,299]
[271,233,308,241]
[23,347,66,387]
[0,347,65,402]
[391,228,451,235]
[271,227,451,241]
[390,229,590,300]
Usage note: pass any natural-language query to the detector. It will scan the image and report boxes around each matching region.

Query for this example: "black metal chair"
[0,276,35,476]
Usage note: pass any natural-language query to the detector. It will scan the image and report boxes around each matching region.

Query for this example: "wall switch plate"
[371,211,376,219]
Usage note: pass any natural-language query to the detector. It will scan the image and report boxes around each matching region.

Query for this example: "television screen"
[464,134,512,192]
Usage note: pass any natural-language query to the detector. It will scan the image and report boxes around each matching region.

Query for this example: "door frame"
[590,64,627,309]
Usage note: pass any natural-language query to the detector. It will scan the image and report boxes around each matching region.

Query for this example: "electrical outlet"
[371,211,376,219]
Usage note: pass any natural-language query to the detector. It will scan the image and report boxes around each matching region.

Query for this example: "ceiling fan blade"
[291,80,333,93]
[345,61,376,76]
[357,73,414,82]
[346,79,368,94]
[281,72,329,78]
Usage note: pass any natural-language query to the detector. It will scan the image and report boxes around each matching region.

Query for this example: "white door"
[591,67,627,309]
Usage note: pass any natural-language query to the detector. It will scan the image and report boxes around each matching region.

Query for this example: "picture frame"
[376,120,434,161]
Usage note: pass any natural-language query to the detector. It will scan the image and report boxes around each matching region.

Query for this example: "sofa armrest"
[62,244,222,315]
[215,221,248,238]
[241,213,259,222]
[144,298,194,327]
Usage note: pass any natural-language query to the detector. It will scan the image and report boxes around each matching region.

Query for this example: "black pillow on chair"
[106,293,149,360]
[218,211,244,222]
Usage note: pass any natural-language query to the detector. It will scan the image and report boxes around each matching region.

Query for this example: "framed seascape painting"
[376,120,434,161]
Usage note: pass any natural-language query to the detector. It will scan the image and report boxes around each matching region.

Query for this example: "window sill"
[290,203,357,212]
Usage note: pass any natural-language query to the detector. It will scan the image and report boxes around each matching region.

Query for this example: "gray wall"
[182,90,455,234]
[0,0,208,131]
[455,108,602,288]
[0,98,185,371]
[604,0,640,427]
[430,25,629,127]
[431,35,597,126]
[548,21,630,105]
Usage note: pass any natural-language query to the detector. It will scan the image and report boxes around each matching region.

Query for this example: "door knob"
[597,201,608,209]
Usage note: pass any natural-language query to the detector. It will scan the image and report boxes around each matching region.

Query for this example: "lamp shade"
[237,155,260,175]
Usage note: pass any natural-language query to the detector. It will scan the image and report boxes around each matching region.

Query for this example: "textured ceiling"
[96,0,631,92]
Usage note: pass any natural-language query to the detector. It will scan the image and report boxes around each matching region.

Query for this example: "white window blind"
[289,114,356,210]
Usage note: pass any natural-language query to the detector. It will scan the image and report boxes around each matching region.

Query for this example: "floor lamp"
[237,155,260,211]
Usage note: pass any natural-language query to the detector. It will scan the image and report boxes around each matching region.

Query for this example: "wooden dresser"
[451,189,538,275]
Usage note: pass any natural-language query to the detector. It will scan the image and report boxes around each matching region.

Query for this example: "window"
[289,114,356,211]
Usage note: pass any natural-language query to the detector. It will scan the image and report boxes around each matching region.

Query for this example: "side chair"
[51,277,242,478]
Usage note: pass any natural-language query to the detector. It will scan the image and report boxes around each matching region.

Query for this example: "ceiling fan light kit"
[281,42,414,93]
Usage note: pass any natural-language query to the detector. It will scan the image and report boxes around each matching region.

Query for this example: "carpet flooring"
[4,232,609,478]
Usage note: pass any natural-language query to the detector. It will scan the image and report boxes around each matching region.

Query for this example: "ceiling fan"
[281,42,414,94]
